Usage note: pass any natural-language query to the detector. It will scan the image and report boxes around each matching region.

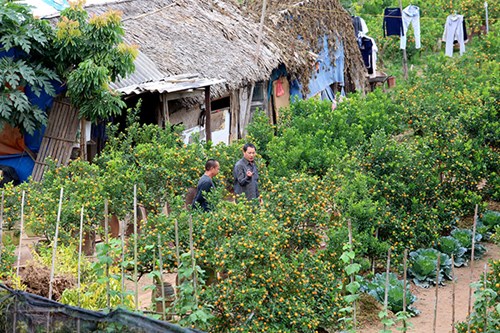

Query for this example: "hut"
[83,0,285,143]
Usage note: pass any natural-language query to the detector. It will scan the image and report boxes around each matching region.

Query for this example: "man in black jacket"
[192,159,220,212]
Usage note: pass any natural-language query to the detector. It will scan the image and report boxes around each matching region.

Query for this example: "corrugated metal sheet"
[109,50,165,91]
[116,73,225,96]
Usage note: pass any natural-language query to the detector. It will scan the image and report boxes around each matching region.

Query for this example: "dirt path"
[360,242,500,333]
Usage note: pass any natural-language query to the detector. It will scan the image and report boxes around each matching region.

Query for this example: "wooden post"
[121,218,126,303]
[433,254,440,333]
[104,199,110,309]
[80,119,87,161]
[347,219,356,328]
[205,86,212,142]
[399,0,408,79]
[48,188,63,300]
[134,184,139,311]
[157,234,166,321]
[254,0,268,62]
[467,204,479,327]
[402,249,408,333]
[16,190,26,277]
[383,247,391,332]
[77,206,84,307]
[188,215,198,307]
[451,255,456,333]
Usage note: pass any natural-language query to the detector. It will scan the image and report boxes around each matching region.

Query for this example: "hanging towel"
[443,14,465,57]
[383,7,404,37]
[400,5,421,49]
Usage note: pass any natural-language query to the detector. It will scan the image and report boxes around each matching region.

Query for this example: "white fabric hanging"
[400,5,421,49]
[443,14,466,57]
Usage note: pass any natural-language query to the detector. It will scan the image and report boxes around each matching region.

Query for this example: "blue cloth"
[383,8,404,37]
[0,154,35,182]
[306,35,345,99]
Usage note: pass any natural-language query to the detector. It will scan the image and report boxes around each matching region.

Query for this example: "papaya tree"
[0,0,137,134]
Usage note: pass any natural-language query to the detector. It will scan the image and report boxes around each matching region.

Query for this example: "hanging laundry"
[443,14,466,57]
[383,7,404,37]
[352,16,369,38]
[360,36,378,78]
[400,5,421,49]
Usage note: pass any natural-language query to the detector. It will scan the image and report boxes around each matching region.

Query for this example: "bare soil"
[359,242,500,333]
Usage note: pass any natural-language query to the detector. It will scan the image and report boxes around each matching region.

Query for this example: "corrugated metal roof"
[109,50,165,91]
[115,73,225,96]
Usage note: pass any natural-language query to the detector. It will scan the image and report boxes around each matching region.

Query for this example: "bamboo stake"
[254,0,268,62]
[188,215,198,307]
[134,184,138,311]
[383,247,391,332]
[77,205,84,333]
[77,206,84,307]
[48,188,64,300]
[347,219,356,328]
[174,218,180,302]
[433,254,441,333]
[399,0,408,79]
[467,204,479,331]
[104,199,110,309]
[15,190,26,277]
[158,234,166,321]
[0,190,4,265]
[483,263,488,330]
[121,218,126,304]
[402,249,408,333]
[451,255,456,333]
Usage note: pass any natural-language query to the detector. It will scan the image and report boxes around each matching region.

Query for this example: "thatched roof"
[84,0,285,98]
[235,0,368,91]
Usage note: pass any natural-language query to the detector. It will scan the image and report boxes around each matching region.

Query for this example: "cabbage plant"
[362,272,419,315]
[408,248,452,288]
[450,228,487,260]
[437,236,467,267]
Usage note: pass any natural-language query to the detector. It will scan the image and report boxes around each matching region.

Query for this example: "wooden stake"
[483,263,488,330]
[174,219,180,267]
[347,219,356,328]
[188,215,198,307]
[402,249,408,333]
[467,204,479,329]
[254,0,268,62]
[48,188,63,300]
[451,255,456,333]
[121,218,126,304]
[104,199,110,309]
[77,206,84,307]
[15,190,26,277]
[433,254,440,333]
[399,0,408,79]
[133,184,138,311]
[158,234,166,321]
[383,247,392,332]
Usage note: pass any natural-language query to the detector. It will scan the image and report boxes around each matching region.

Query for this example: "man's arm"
[234,163,251,186]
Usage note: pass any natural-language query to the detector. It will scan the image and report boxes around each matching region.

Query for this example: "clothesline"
[285,6,497,21]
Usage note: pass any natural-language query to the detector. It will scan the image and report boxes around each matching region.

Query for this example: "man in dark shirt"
[233,143,260,203]
[192,159,220,212]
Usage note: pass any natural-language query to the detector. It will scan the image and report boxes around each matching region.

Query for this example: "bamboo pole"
[104,199,110,309]
[188,215,198,307]
[347,219,356,328]
[451,255,456,333]
[484,2,489,34]
[254,0,268,62]
[383,247,391,332]
[134,185,139,311]
[174,218,180,302]
[483,263,488,330]
[121,218,126,304]
[399,0,408,79]
[0,190,4,265]
[48,188,64,300]
[77,206,84,307]
[433,254,441,333]
[15,190,26,277]
[467,204,479,330]
[158,234,166,321]
[402,249,408,333]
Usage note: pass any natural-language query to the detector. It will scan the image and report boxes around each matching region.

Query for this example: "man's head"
[242,143,256,163]
[205,159,220,177]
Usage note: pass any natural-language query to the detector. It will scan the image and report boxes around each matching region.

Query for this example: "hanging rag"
[383,7,404,37]
[400,5,421,49]
[443,14,465,57]
[275,77,285,97]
